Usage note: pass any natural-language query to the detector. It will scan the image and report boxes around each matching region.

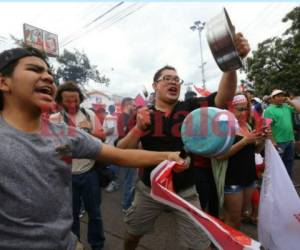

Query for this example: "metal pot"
[206,8,243,72]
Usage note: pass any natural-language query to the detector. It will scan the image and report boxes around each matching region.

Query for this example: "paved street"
[80,160,300,250]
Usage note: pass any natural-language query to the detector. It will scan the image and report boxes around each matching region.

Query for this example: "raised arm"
[215,33,250,108]
[216,131,263,160]
[96,144,187,169]
[116,126,143,149]
[287,98,300,113]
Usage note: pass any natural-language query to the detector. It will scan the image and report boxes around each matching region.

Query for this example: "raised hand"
[136,107,151,131]
[167,152,190,173]
[234,32,250,58]
[242,130,263,145]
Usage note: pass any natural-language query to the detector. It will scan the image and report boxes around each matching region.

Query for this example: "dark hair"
[153,65,176,82]
[0,47,48,77]
[288,91,296,97]
[0,60,20,77]
[184,91,197,101]
[121,97,133,108]
[55,81,84,104]
[0,47,49,110]
[108,104,115,114]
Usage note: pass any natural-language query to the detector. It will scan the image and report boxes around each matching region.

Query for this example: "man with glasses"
[118,32,250,249]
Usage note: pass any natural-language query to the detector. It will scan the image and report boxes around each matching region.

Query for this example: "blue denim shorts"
[224,181,256,194]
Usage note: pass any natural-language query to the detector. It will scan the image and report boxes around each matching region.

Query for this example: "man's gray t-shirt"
[0,116,102,250]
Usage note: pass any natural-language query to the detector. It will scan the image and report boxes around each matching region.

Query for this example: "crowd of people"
[0,30,299,250]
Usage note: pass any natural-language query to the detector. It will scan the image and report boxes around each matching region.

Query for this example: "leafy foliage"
[55,49,110,87]
[245,6,300,96]
[9,36,110,87]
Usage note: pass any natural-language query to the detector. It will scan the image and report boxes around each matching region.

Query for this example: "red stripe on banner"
[150,161,260,250]
[193,85,211,97]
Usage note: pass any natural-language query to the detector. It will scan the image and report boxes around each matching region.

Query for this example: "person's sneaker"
[105,181,119,192]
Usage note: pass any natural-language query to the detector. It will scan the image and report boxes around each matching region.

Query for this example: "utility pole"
[190,20,206,89]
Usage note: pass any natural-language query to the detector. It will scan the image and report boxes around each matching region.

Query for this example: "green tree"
[245,6,300,96]
[9,36,110,88]
[55,49,110,87]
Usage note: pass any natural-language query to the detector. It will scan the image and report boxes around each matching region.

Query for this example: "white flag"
[258,140,300,250]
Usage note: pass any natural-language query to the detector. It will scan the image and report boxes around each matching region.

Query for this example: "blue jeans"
[224,181,257,194]
[122,168,136,210]
[107,164,120,181]
[277,141,295,178]
[72,169,105,249]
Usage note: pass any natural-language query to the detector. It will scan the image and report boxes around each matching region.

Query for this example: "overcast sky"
[0,2,298,98]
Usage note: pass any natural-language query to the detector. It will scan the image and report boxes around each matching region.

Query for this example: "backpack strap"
[79,107,91,122]
[60,107,92,127]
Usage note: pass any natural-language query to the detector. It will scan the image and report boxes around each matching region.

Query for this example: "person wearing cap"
[0,47,187,250]
[264,89,300,178]
[216,93,267,229]
[251,97,263,115]
[117,31,250,250]
[244,88,255,101]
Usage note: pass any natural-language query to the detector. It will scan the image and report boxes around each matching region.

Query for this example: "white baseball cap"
[271,89,285,98]
[251,97,262,103]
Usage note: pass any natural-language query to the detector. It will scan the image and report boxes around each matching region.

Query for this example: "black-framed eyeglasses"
[156,75,184,85]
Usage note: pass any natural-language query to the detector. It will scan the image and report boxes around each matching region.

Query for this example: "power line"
[77,3,104,20]
[62,3,146,48]
[58,3,105,42]
[61,2,124,46]
[61,2,138,47]
[54,3,103,31]
[94,3,147,33]
[83,2,124,29]
[26,3,97,35]
[240,3,275,32]
[243,3,292,38]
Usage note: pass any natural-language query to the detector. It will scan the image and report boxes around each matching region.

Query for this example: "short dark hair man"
[117,32,251,250]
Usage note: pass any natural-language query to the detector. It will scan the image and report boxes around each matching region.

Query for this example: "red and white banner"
[193,85,211,97]
[258,140,300,250]
[150,161,260,250]
[134,93,146,107]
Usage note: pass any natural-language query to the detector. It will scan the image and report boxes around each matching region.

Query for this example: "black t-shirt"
[225,135,257,186]
[138,93,216,192]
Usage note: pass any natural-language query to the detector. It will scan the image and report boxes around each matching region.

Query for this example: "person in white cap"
[251,97,263,115]
[264,89,300,178]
